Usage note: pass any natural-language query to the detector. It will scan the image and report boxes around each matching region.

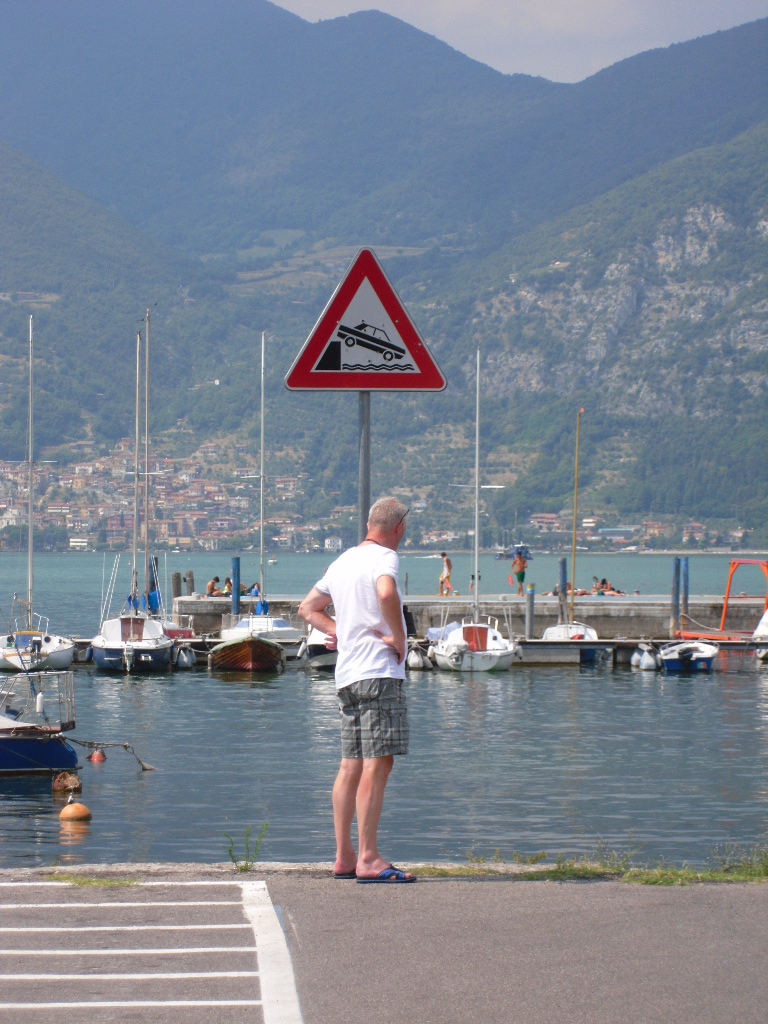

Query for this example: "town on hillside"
[0,439,752,555]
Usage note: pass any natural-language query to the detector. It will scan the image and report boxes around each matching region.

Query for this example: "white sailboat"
[0,317,74,672]
[90,317,173,673]
[433,349,521,672]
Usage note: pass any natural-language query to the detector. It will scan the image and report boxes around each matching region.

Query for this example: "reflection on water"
[2,657,768,869]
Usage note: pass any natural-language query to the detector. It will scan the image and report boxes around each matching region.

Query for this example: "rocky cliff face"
[477,203,767,416]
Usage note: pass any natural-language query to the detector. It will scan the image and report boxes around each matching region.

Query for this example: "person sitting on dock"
[249,582,261,597]
[222,577,233,596]
[206,576,223,597]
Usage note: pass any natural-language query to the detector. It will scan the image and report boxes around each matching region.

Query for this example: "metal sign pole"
[358,391,370,543]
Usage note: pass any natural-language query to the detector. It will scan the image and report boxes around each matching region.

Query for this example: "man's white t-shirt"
[314,542,406,691]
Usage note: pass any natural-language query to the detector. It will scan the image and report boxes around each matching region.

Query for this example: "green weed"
[225,822,269,872]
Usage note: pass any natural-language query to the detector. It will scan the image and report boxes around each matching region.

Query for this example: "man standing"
[439,551,453,596]
[512,548,527,596]
[298,496,415,884]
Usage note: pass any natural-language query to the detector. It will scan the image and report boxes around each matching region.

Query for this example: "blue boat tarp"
[426,621,461,642]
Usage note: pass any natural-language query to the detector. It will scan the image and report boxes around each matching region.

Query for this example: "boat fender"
[406,648,424,670]
[35,692,44,714]
[297,639,307,659]
[85,646,93,663]
[426,645,436,662]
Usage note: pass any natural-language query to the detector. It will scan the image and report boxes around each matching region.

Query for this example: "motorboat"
[658,640,719,673]
[0,670,78,773]
[305,625,337,671]
[433,618,521,672]
[222,614,306,660]
[0,318,74,673]
[541,620,601,664]
[209,632,285,672]
[431,350,521,673]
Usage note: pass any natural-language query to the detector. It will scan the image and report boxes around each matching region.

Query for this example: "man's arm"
[298,587,337,646]
[376,574,406,664]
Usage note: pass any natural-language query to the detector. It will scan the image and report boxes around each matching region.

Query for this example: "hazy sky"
[271,1,768,81]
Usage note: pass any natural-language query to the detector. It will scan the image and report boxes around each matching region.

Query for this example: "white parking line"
[242,881,304,1024]
[0,877,304,1022]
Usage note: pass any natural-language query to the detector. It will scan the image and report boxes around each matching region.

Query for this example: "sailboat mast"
[473,347,480,620]
[569,407,584,623]
[27,315,34,621]
[143,308,151,604]
[259,330,265,597]
[131,330,141,607]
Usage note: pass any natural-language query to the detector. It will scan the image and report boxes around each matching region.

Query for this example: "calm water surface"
[2,653,768,870]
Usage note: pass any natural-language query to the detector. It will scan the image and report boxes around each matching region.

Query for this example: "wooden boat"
[209,633,285,672]
[0,670,78,773]
[223,615,306,660]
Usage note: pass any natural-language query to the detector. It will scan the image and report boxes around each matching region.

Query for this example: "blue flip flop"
[356,864,416,884]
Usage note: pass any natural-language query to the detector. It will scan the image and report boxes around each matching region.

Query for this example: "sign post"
[285,247,446,540]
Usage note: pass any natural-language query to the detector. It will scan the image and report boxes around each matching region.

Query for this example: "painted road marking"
[0,879,304,1023]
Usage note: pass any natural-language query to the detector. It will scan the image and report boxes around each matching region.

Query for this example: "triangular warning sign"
[285,248,446,391]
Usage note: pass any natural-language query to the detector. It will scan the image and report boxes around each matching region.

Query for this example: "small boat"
[305,625,337,671]
[541,620,601,664]
[433,619,521,672]
[0,670,78,773]
[209,633,285,672]
[658,640,719,673]
[0,318,74,674]
[221,615,306,660]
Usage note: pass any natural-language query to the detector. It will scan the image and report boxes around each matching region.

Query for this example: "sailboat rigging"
[432,350,521,672]
[90,320,173,673]
[0,316,74,672]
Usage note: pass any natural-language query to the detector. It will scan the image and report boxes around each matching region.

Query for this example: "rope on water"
[68,737,156,771]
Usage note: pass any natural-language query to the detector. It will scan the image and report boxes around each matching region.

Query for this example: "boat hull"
[0,732,78,774]
[434,647,516,672]
[0,633,75,673]
[659,641,719,674]
[210,635,285,672]
[433,621,520,673]
[91,640,173,674]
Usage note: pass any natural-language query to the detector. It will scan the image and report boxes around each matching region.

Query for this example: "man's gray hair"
[368,496,408,532]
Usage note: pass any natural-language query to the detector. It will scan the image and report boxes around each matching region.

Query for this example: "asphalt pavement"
[1,864,767,1023]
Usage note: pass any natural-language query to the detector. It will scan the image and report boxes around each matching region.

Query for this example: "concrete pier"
[172,593,766,643]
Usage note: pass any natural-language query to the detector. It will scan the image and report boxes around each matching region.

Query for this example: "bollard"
[681,556,689,626]
[670,556,681,638]
[184,570,195,596]
[171,572,182,600]
[558,558,568,623]
[232,556,241,616]
[525,582,535,640]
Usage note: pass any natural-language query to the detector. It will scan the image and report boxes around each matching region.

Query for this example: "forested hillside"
[0,3,765,538]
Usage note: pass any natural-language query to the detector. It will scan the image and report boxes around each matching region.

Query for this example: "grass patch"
[411,840,768,884]
[43,873,137,888]
[225,822,269,872]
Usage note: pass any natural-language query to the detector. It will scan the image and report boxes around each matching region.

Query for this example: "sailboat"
[90,321,173,674]
[433,350,521,672]
[0,317,74,673]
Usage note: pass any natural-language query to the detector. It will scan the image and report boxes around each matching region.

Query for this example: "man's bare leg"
[332,757,362,874]
[355,755,393,876]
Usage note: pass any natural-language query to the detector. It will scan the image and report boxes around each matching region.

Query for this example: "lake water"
[1,550,767,872]
[1,549,764,639]
[2,652,768,871]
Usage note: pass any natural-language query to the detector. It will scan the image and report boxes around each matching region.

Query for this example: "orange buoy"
[88,749,106,762]
[59,801,92,822]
